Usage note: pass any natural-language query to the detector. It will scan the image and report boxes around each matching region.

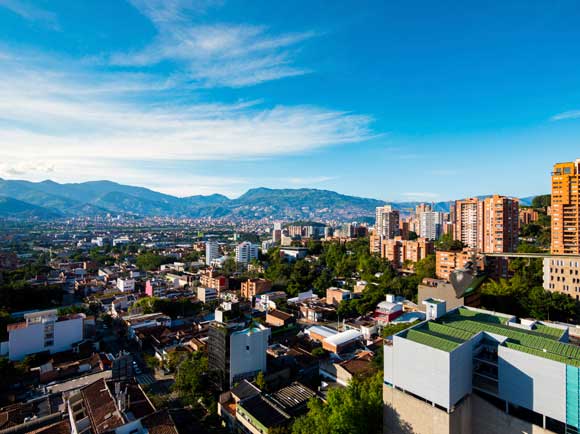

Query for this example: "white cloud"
[0,0,59,29]
[551,110,580,121]
[110,0,316,87]
[0,50,373,194]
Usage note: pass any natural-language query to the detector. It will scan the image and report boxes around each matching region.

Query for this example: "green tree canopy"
[292,372,383,434]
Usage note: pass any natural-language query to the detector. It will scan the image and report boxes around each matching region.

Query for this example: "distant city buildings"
[235,241,259,264]
[418,211,445,240]
[375,205,400,240]
[451,195,519,253]
[551,159,580,255]
[272,222,282,243]
[205,240,219,265]
[381,237,434,269]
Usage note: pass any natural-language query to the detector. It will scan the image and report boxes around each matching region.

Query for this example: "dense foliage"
[481,253,579,322]
[131,296,202,318]
[135,252,174,271]
[0,267,63,315]
[531,194,551,209]
[264,238,435,311]
[292,372,383,434]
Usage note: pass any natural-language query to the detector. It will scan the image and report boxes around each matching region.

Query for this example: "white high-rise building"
[235,241,259,264]
[419,211,445,240]
[205,240,219,266]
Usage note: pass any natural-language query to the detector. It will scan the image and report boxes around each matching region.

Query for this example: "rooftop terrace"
[399,307,580,366]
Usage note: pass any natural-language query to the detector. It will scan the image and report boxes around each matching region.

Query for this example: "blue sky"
[0,0,579,201]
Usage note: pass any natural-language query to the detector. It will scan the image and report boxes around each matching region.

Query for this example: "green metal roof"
[399,307,580,367]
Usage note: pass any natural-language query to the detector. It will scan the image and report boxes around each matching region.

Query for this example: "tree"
[136,252,171,271]
[435,233,463,251]
[173,352,210,406]
[414,254,436,280]
[144,354,160,371]
[222,257,238,275]
[292,372,383,434]
[532,194,551,209]
[311,347,325,358]
[255,371,266,390]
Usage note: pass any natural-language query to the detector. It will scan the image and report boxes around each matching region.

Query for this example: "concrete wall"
[229,328,270,387]
[383,384,471,434]
[384,386,558,434]
[471,393,557,434]
[498,346,566,424]
[449,338,476,407]
[390,335,452,409]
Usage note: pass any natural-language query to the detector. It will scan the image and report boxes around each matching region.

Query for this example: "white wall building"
[113,236,130,247]
[197,287,218,303]
[117,278,135,292]
[6,309,85,361]
[235,241,259,264]
[229,324,270,386]
[206,240,220,266]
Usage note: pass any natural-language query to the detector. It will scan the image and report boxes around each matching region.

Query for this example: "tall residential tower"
[552,160,580,254]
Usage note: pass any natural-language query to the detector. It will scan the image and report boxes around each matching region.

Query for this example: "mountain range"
[0,178,536,221]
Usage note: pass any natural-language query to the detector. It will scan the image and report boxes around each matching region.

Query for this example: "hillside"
[0,178,544,221]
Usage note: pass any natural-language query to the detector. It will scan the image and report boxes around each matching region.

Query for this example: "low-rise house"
[116,278,135,292]
[197,286,218,303]
[254,291,287,311]
[345,317,378,340]
[298,301,335,323]
[322,329,363,354]
[200,269,229,292]
[320,351,376,386]
[66,377,178,434]
[306,325,338,343]
[373,294,404,324]
[219,381,316,434]
[123,312,171,340]
[325,287,352,306]
[241,278,272,300]
[265,309,295,328]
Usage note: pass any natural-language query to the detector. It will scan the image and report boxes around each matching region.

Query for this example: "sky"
[1,0,580,201]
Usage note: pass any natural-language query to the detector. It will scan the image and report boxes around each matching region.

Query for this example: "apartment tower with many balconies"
[552,160,580,255]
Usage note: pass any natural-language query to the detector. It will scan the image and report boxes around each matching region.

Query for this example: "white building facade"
[7,310,85,361]
[235,242,259,264]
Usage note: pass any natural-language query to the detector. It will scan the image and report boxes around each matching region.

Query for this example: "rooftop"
[399,307,580,366]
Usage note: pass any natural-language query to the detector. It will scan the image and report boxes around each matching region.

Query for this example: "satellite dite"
[450,253,484,298]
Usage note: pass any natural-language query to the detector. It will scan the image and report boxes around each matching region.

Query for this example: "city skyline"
[1,1,580,200]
